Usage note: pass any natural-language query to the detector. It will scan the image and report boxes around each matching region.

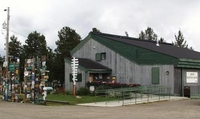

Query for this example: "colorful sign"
[23,56,49,104]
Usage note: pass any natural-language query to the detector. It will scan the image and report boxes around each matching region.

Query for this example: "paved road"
[1,99,200,119]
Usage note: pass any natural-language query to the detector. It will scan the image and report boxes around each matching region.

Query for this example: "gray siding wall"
[182,69,200,97]
[65,61,88,91]
[73,39,174,93]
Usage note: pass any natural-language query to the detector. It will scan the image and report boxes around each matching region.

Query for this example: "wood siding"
[72,39,174,93]
[65,61,88,91]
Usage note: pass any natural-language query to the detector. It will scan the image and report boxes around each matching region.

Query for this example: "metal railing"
[94,86,171,105]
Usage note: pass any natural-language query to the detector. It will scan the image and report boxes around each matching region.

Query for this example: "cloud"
[0,0,200,57]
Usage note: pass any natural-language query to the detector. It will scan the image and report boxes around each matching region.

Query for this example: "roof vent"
[156,39,159,46]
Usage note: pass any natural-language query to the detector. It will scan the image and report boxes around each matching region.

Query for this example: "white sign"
[89,86,95,92]
[186,72,198,83]
[71,57,79,85]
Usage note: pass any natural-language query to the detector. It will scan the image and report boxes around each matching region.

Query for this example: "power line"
[10,30,27,38]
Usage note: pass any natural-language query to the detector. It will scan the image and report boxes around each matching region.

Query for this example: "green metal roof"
[70,32,200,68]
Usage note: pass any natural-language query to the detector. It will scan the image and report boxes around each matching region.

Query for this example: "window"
[95,53,101,61]
[95,52,106,61]
[152,67,160,84]
[101,52,106,60]
[69,73,82,82]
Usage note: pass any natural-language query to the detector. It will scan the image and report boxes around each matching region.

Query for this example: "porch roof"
[65,57,112,73]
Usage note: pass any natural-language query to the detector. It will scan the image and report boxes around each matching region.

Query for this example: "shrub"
[76,87,91,96]
[86,81,141,90]
[65,90,72,95]
[96,85,112,90]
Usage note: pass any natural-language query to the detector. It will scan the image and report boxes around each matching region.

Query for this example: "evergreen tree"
[0,55,4,65]
[173,30,189,49]
[46,47,56,82]
[54,26,81,84]
[92,27,101,33]
[23,31,48,58]
[139,27,165,42]
[139,27,157,41]
[55,27,81,57]
[9,35,22,58]
[159,37,165,43]
[8,35,24,81]
[139,31,146,40]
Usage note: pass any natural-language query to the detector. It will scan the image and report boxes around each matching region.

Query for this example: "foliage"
[9,35,22,57]
[125,31,129,37]
[23,31,48,58]
[86,81,140,90]
[0,55,4,65]
[46,47,56,82]
[92,27,101,33]
[139,27,165,42]
[55,26,81,57]
[159,37,165,42]
[76,87,91,96]
[54,26,81,83]
[65,90,73,95]
[95,85,112,90]
[52,86,66,94]
[8,35,24,81]
[139,27,157,41]
[173,30,189,49]
[52,55,65,84]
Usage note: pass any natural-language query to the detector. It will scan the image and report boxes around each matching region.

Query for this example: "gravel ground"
[1,99,200,119]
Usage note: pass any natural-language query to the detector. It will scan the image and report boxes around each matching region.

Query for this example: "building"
[65,32,200,98]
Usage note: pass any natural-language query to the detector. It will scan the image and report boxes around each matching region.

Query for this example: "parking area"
[1,99,200,119]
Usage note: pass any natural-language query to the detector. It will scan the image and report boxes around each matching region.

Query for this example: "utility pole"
[5,7,10,68]
[3,7,10,101]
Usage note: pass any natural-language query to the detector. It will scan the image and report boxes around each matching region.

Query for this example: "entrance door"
[174,68,182,96]
[89,74,93,82]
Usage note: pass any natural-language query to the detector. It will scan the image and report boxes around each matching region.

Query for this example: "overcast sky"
[0,0,200,56]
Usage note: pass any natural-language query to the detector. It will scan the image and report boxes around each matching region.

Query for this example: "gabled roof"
[94,32,200,60]
[65,57,112,73]
[71,32,200,68]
